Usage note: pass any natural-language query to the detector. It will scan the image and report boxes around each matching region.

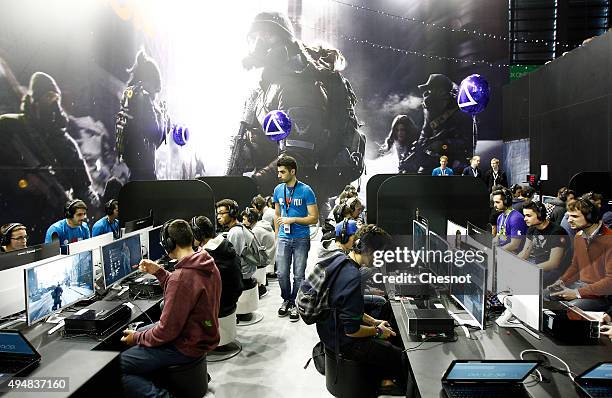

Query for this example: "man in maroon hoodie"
[120,219,221,397]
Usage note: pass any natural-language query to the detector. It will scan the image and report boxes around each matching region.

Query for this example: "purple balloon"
[457,74,490,116]
[263,110,292,142]
[172,125,189,146]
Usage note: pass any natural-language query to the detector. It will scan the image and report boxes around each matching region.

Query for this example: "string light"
[329,0,575,49]
[295,21,510,68]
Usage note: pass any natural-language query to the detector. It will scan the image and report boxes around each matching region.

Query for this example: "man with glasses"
[0,223,28,253]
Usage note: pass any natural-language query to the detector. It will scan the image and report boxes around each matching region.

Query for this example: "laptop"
[441,360,539,398]
[0,330,41,385]
[574,362,612,398]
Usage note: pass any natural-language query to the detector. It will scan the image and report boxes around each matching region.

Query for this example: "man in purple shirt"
[493,188,527,253]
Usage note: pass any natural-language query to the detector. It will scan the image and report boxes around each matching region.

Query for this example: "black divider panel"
[377,175,489,236]
[119,180,214,228]
[366,174,397,224]
[568,172,612,199]
[197,176,259,212]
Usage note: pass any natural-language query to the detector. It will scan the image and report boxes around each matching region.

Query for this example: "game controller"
[126,321,144,331]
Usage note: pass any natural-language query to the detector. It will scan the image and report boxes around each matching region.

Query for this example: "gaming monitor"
[0,241,61,272]
[450,248,487,329]
[101,234,142,288]
[147,226,165,262]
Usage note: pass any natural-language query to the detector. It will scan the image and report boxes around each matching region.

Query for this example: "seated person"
[92,199,120,238]
[120,219,221,397]
[192,215,243,318]
[316,225,409,396]
[332,196,365,225]
[1,223,28,253]
[512,186,535,213]
[548,187,575,225]
[242,207,275,298]
[493,188,528,253]
[432,155,454,176]
[546,199,612,311]
[518,201,570,286]
[45,199,90,253]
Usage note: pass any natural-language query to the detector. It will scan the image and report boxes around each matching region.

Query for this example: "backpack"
[296,254,348,325]
[224,224,269,278]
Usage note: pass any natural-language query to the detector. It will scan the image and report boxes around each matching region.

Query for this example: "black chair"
[324,348,377,398]
[160,355,208,398]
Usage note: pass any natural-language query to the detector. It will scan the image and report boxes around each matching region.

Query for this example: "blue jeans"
[545,281,611,311]
[276,237,310,305]
[120,342,197,398]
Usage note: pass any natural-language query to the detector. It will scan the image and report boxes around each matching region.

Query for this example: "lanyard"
[472,168,478,177]
[492,170,499,183]
[440,168,449,176]
[283,181,298,215]
[499,209,513,237]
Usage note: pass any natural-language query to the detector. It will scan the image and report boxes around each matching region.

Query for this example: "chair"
[162,355,208,398]
[208,311,242,362]
[236,282,263,326]
[325,348,377,398]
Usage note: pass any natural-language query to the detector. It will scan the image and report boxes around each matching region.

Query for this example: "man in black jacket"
[484,158,508,192]
[192,216,243,318]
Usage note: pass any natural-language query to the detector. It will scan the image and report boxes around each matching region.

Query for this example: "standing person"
[461,155,483,181]
[492,188,528,253]
[51,283,63,311]
[273,156,319,322]
[45,199,90,253]
[92,199,120,238]
[431,156,454,176]
[484,158,508,192]
[0,223,28,253]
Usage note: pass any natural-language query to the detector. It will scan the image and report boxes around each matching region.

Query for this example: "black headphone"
[493,188,513,208]
[576,198,600,225]
[531,201,547,222]
[190,216,204,243]
[352,226,383,254]
[558,188,569,202]
[219,200,239,219]
[1,223,24,247]
[64,199,84,218]
[339,218,350,244]
[243,207,259,225]
[160,219,176,254]
[105,199,118,216]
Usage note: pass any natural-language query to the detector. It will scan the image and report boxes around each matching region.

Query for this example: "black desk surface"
[391,301,612,398]
[1,296,163,397]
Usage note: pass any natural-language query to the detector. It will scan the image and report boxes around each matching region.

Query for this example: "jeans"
[120,342,197,398]
[276,237,310,305]
[545,281,611,311]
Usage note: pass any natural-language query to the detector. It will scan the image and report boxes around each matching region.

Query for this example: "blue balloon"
[263,110,292,142]
[172,125,189,146]
[457,74,490,116]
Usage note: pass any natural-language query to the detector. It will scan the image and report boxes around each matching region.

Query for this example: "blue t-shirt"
[92,217,120,238]
[45,219,90,252]
[496,209,527,247]
[273,181,317,239]
[432,167,454,176]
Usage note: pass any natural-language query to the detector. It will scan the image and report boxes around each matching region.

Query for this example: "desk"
[391,301,612,398]
[1,296,163,398]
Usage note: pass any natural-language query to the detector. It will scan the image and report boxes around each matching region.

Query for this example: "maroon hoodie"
[133,250,221,357]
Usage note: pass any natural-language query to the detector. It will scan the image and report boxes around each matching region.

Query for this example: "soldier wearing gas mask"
[0,72,97,243]
[400,74,472,174]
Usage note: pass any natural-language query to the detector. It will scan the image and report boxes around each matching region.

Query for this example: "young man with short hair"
[274,155,319,322]
[548,187,575,226]
[492,188,528,253]
[45,199,90,253]
[92,199,120,238]
[547,199,612,311]
[519,201,570,286]
[0,223,28,252]
[484,158,508,192]
[461,155,482,180]
[120,219,221,397]
[242,207,276,298]
[431,155,454,176]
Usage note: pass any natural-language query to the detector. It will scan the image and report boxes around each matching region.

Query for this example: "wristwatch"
[375,325,383,339]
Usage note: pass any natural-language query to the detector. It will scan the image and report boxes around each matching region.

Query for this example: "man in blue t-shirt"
[45,199,90,253]
[92,199,120,238]
[492,188,527,253]
[431,155,454,176]
[273,155,319,322]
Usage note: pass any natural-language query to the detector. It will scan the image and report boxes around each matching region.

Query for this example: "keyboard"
[445,384,527,398]
[583,386,612,398]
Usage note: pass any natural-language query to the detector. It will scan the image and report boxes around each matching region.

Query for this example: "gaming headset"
[160,219,176,254]
[529,201,548,222]
[190,216,203,243]
[493,188,513,208]
[352,225,384,254]
[575,198,600,225]
[64,199,84,219]
[105,199,118,216]
[338,218,350,245]
[1,223,25,247]
[341,197,360,218]
[218,200,239,219]
[242,207,259,225]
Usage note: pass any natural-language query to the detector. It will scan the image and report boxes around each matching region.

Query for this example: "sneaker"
[267,272,277,280]
[289,305,299,322]
[258,285,268,298]
[278,300,290,317]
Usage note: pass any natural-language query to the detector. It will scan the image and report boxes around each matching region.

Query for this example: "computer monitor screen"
[68,232,113,267]
[462,237,495,293]
[148,226,165,262]
[467,221,492,249]
[101,234,142,288]
[450,249,487,329]
[413,220,428,268]
[496,247,543,331]
[446,220,467,237]
[445,361,539,382]
[25,251,95,325]
[428,231,450,280]
[0,241,61,272]
[123,211,154,234]
[541,195,556,205]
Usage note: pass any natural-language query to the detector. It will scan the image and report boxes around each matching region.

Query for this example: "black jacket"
[548,198,566,225]
[484,168,508,192]
[203,235,244,318]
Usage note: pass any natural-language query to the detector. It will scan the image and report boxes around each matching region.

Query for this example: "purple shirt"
[496,209,528,247]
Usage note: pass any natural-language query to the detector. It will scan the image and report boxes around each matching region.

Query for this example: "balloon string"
[472,115,478,157]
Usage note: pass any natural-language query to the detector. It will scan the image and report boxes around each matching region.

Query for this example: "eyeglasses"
[11,236,28,242]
